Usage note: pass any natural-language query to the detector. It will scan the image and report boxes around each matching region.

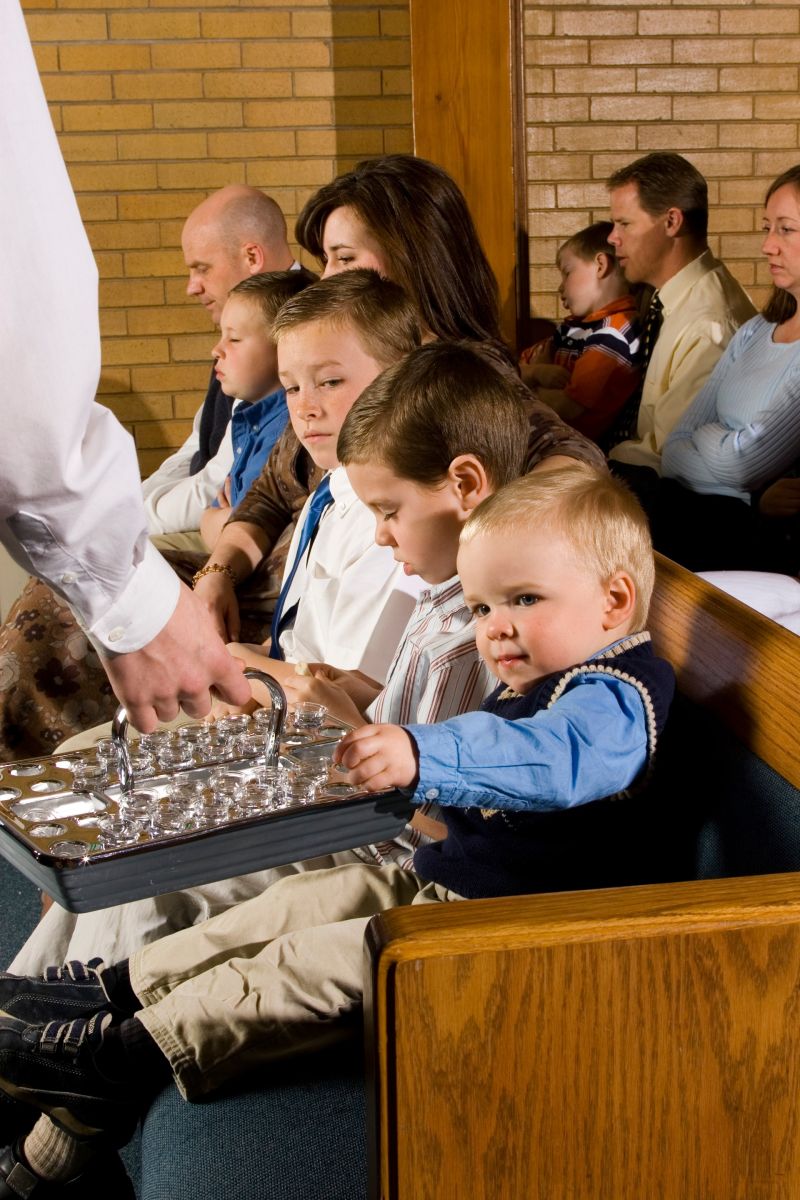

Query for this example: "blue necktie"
[269,474,334,659]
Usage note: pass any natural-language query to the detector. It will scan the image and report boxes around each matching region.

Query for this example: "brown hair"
[295,154,503,347]
[558,221,619,267]
[337,341,528,490]
[270,268,422,369]
[461,465,655,628]
[607,153,708,240]
[762,164,800,324]
[229,267,317,326]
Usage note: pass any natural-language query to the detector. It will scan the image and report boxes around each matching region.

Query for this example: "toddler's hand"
[334,724,419,792]
[284,667,346,709]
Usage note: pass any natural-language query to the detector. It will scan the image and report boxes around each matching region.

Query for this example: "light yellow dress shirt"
[610,250,756,473]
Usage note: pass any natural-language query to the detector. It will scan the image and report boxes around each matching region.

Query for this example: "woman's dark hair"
[295,154,503,347]
[763,164,800,324]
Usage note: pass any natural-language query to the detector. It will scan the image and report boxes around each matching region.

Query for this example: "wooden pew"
[364,556,800,1200]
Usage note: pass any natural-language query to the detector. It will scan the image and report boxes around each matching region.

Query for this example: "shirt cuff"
[87,541,180,655]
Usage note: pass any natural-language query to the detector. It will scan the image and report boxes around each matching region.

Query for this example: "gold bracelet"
[191,562,237,590]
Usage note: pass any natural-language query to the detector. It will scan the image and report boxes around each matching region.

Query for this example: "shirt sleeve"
[404,673,649,811]
[0,3,178,654]
[142,407,235,536]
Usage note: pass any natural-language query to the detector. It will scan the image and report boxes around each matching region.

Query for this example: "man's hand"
[101,583,251,732]
[192,569,241,642]
[333,723,419,792]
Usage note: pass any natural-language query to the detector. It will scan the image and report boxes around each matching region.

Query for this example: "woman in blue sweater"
[659,165,800,573]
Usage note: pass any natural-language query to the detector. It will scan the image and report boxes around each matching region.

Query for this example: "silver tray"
[0,678,411,912]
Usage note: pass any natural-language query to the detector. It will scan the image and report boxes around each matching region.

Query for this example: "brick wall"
[523,0,800,320]
[23,1,412,475]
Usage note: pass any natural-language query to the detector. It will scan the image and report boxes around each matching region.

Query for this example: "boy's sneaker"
[0,1011,142,1143]
[0,961,117,1026]
[0,1140,135,1199]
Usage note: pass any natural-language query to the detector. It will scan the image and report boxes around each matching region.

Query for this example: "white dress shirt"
[0,1,178,653]
[142,400,238,536]
[278,467,424,683]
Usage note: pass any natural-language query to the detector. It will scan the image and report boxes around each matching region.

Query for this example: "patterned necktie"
[602,293,664,453]
[268,474,334,660]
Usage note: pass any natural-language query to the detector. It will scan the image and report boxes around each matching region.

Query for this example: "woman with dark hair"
[658,165,800,573]
[295,154,503,347]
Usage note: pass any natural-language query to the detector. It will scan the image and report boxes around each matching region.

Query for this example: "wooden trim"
[408,0,521,346]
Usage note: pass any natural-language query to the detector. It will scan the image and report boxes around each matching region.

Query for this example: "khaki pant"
[131,863,457,1100]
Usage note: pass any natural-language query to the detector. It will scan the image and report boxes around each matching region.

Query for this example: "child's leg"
[130,863,425,1098]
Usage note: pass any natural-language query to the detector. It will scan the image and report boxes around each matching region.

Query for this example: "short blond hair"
[461,465,655,629]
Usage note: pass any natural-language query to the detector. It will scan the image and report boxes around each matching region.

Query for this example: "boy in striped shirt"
[520,221,642,443]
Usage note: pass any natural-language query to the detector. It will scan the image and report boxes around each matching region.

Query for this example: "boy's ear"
[447,454,491,512]
[602,570,637,631]
[596,251,615,279]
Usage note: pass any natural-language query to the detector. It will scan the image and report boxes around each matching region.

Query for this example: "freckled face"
[320,207,390,279]
[278,322,385,470]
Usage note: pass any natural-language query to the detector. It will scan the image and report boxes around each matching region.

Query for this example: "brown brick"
[754,38,800,63]
[379,125,413,150]
[41,74,112,102]
[31,45,58,72]
[555,183,610,207]
[381,10,410,37]
[330,128,384,155]
[674,95,753,120]
[721,9,799,34]
[48,105,62,132]
[123,249,186,278]
[528,153,591,181]
[637,67,718,92]
[78,194,118,221]
[173,391,209,420]
[530,210,595,238]
[591,40,671,65]
[525,67,554,93]
[720,232,767,258]
[157,162,247,189]
[138,449,169,476]
[94,251,125,278]
[69,162,158,191]
[590,95,670,121]
[527,184,558,209]
[292,11,379,38]
[528,237,561,265]
[294,130,337,156]
[25,12,106,39]
[721,122,796,148]
[170,334,217,361]
[59,44,151,72]
[128,306,210,336]
[118,132,209,160]
[86,220,160,251]
[720,65,798,91]
[109,12,200,39]
[639,9,717,34]
[555,10,635,35]
[244,98,329,126]
[708,209,757,233]
[103,337,170,365]
[60,134,117,162]
[527,96,589,122]
[118,193,206,220]
[97,368,131,395]
[673,38,753,64]
[246,158,334,187]
[335,97,410,125]
[100,279,165,308]
[201,12,290,38]
[99,311,127,337]
[719,179,772,205]
[524,11,554,36]
[242,41,329,69]
[134,420,194,450]
[63,104,153,132]
[755,150,800,175]
[532,39,589,66]
[382,69,411,95]
[203,71,292,99]
[527,127,555,152]
[294,71,381,97]
[726,261,756,288]
[154,100,243,129]
[207,130,296,158]
[688,151,755,177]
[334,40,410,67]
[151,43,240,71]
[103,395,175,423]
[637,124,719,150]
[555,126,636,151]
[115,73,204,101]
[131,365,211,393]
[754,94,800,118]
